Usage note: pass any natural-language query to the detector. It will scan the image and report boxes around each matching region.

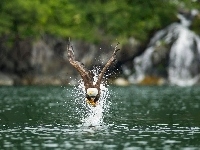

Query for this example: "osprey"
[67,41,120,107]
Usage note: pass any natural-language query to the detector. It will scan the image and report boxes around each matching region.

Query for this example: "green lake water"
[0,85,200,149]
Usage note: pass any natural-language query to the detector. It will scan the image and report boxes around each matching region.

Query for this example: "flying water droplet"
[71,67,111,127]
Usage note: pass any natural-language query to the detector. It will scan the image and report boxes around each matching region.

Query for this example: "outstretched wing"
[67,42,93,87]
[95,43,120,87]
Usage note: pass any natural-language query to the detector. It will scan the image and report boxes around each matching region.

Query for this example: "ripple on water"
[0,86,200,149]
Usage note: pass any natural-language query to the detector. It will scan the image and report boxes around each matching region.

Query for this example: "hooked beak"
[86,97,97,107]
[88,97,95,103]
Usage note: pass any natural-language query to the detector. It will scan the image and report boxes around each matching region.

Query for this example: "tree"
[0,0,199,42]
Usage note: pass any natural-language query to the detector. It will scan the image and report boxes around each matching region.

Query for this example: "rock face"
[0,34,141,85]
[2,10,199,86]
[0,73,14,85]
[130,18,200,86]
[28,37,106,85]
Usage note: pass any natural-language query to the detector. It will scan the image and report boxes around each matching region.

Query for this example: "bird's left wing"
[95,43,120,87]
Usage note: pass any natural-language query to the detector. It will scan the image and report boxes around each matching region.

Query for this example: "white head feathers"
[87,88,98,96]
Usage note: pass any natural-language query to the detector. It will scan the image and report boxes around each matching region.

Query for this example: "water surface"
[0,85,200,149]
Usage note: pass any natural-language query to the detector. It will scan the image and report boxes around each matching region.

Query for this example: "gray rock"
[0,73,14,85]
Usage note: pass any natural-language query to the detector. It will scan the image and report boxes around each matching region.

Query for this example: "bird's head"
[86,88,98,106]
[87,88,98,97]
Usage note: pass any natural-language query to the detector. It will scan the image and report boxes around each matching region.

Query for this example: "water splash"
[71,67,111,127]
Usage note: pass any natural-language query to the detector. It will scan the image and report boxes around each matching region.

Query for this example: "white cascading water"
[131,10,200,86]
[71,67,111,127]
[168,25,200,86]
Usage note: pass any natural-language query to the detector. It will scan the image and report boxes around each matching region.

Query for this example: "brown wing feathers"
[67,40,120,89]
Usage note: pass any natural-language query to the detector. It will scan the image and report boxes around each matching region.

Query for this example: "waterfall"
[130,10,200,86]
[168,25,200,86]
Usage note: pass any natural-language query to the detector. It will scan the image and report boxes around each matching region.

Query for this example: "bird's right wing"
[67,42,92,87]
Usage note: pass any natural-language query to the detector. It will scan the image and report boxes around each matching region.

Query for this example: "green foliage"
[0,0,199,42]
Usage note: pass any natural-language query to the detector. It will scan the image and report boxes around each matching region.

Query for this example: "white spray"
[72,67,111,127]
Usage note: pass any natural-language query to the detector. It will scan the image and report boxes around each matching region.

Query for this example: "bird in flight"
[67,40,120,107]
